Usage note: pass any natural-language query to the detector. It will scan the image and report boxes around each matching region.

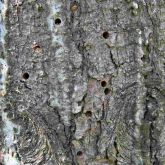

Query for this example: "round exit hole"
[101,80,107,87]
[77,151,83,156]
[55,18,62,25]
[22,72,29,80]
[85,111,92,117]
[102,31,109,39]
[104,88,110,95]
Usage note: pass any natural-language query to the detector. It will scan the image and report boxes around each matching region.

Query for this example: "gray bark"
[0,0,165,165]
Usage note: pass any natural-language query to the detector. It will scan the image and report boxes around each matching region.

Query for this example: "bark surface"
[0,0,165,165]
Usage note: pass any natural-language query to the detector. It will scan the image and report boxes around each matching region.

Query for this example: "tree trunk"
[0,0,165,164]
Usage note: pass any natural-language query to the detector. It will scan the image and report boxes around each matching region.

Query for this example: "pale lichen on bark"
[0,0,22,165]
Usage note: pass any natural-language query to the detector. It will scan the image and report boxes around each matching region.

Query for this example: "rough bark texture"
[0,0,165,165]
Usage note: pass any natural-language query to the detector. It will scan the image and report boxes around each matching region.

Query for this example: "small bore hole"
[104,88,110,95]
[34,45,41,49]
[85,111,92,117]
[101,81,107,87]
[102,31,109,39]
[55,18,62,25]
[23,73,29,80]
[77,151,83,156]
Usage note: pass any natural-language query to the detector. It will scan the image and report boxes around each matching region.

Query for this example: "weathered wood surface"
[0,0,165,164]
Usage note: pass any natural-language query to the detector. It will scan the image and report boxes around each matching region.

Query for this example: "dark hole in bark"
[55,18,62,25]
[34,45,41,49]
[85,111,92,117]
[101,80,107,87]
[77,151,83,156]
[102,31,109,39]
[104,88,110,95]
[23,72,29,80]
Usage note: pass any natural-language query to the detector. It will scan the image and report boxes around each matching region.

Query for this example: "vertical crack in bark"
[142,1,162,164]
[114,138,119,165]
[109,50,118,69]
[130,1,164,164]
